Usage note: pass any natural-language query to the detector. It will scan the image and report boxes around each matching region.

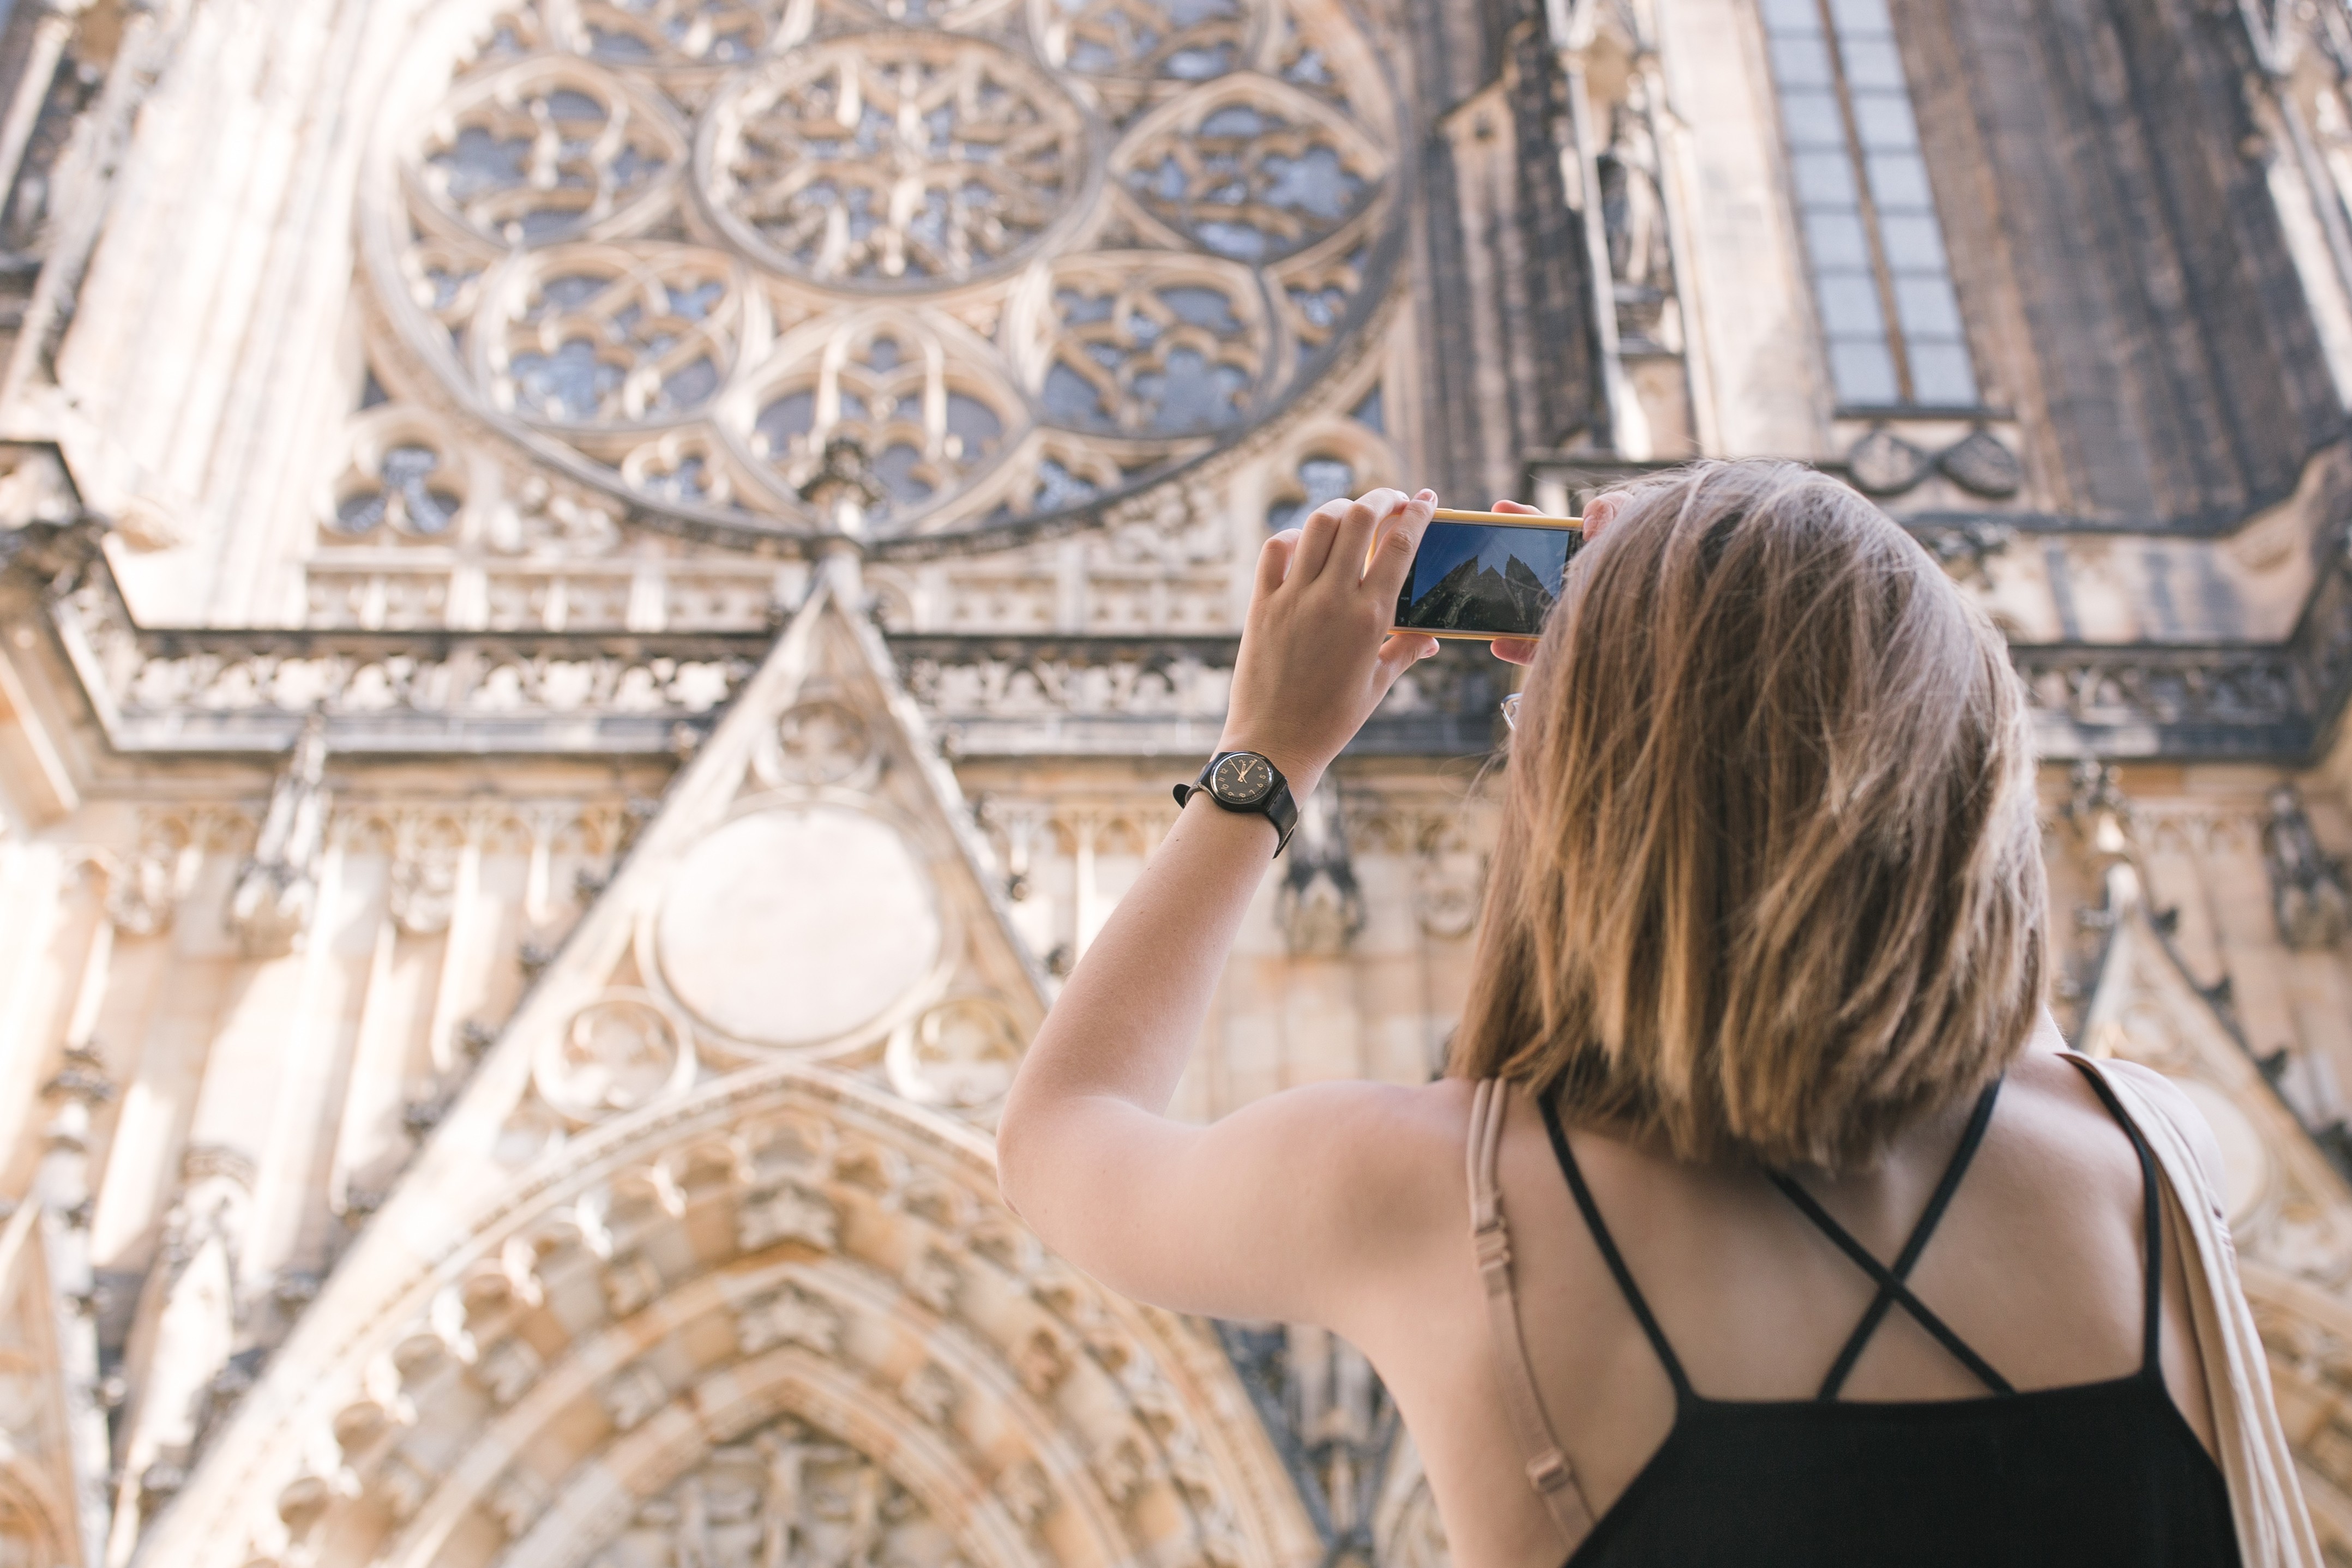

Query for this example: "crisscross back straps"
[1537,1089,1697,1403]
[2060,1054,2166,1377]
[1466,1079,1596,1546]
[1767,1079,2013,1399]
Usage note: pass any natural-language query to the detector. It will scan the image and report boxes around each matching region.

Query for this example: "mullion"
[1812,0,1914,403]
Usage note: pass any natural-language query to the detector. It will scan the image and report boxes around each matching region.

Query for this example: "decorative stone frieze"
[2014,644,2311,760]
[893,634,1507,758]
[41,514,2352,765]
[49,553,767,753]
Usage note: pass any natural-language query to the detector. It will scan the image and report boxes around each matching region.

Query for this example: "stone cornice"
[2025,541,2352,761]
[22,526,2352,766]
[890,634,1508,759]
[42,549,772,756]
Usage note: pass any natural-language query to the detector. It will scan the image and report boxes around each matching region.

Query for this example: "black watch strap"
[1173,752,1299,857]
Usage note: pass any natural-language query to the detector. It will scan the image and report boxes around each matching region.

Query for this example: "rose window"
[368,0,1399,549]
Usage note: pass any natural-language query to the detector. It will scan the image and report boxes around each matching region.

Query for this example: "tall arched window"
[1762,0,1978,408]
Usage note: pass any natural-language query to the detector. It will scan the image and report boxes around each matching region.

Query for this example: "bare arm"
[994,487,1448,1324]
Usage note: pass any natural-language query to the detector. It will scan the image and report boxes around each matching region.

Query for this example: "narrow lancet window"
[1762,0,1978,408]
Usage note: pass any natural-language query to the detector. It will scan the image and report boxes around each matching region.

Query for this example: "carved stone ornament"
[883,996,1025,1108]
[2264,784,2350,950]
[386,813,468,936]
[1911,519,2014,588]
[532,988,695,1124]
[133,1063,1300,1568]
[323,407,468,540]
[1276,783,1364,958]
[754,697,877,790]
[105,846,179,937]
[594,1414,954,1568]
[57,559,760,753]
[735,1281,844,1356]
[655,804,945,1051]
[363,0,1401,548]
[1937,428,2023,497]
[1844,427,1933,497]
[226,716,330,958]
[1412,834,1486,940]
[701,38,1092,287]
[2077,883,2352,1292]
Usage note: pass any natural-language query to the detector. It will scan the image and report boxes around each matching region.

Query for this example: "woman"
[996,461,2267,1565]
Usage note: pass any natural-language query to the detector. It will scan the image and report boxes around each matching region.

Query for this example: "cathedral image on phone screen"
[1395,521,1578,636]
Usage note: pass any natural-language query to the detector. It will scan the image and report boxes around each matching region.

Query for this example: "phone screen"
[1392,519,1583,638]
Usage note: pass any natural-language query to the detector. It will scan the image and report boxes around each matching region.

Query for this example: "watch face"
[1211,752,1274,805]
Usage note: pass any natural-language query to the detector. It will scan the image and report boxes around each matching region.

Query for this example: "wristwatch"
[1174,751,1299,857]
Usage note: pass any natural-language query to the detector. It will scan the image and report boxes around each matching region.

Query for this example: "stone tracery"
[369,0,1399,546]
[700,37,1090,287]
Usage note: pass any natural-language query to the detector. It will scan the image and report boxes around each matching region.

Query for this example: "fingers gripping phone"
[1389,509,1585,640]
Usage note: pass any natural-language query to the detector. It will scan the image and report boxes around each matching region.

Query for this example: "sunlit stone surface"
[657,805,944,1048]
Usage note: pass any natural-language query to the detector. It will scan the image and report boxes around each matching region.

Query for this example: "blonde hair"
[1451,460,2046,1170]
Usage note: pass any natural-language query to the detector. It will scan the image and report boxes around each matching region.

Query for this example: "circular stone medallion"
[536,990,692,1123]
[657,805,943,1048]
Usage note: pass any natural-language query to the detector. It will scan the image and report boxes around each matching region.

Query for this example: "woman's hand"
[1217,487,1441,792]
[1490,493,1617,666]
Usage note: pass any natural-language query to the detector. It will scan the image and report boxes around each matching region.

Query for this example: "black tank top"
[1536,1060,2241,1567]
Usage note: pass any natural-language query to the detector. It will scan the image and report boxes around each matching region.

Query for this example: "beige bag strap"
[2064,1053,2324,1568]
[1467,1077,1596,1545]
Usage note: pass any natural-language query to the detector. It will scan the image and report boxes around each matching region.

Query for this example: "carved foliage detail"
[535,990,695,1124]
[592,1415,951,1568]
[733,1282,844,1356]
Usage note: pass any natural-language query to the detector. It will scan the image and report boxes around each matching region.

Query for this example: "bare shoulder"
[2078,1053,2229,1193]
[2013,1046,2227,1197]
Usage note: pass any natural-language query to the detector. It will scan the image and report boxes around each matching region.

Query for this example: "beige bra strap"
[1466,1077,1595,1545]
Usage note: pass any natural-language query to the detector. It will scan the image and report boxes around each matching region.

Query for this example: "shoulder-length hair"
[1451,460,2046,1171]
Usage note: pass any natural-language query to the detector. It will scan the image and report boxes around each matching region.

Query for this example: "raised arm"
[994,487,1448,1325]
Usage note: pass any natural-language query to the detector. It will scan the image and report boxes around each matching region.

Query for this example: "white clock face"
[1212,752,1274,804]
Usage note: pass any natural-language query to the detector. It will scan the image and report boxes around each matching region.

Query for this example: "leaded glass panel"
[1759,0,1980,408]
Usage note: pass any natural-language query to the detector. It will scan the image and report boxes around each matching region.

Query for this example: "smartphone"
[1391,509,1584,640]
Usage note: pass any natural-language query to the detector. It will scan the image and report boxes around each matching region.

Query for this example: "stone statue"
[756,1428,805,1568]
[2265,785,2350,950]
[225,715,329,958]
[1276,783,1366,957]
[1598,90,1676,353]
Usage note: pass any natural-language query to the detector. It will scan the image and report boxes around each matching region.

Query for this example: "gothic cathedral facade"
[1,0,2351,1564]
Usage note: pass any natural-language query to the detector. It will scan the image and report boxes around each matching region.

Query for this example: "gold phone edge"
[1383,626,1541,641]
[1426,508,1585,529]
